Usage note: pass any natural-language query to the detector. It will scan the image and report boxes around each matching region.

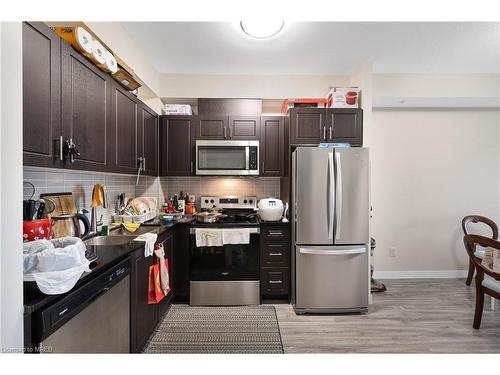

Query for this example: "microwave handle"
[245,146,249,170]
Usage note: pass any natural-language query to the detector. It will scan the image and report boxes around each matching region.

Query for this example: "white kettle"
[257,198,284,222]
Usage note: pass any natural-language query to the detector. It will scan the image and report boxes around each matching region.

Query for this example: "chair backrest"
[463,234,500,281]
[462,215,498,239]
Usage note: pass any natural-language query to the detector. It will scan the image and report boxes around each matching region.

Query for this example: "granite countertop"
[259,219,291,226]
[23,219,192,316]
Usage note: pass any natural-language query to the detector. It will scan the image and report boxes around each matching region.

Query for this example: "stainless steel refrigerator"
[291,147,370,314]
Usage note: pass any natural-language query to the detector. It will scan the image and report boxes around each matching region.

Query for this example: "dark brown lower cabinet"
[260,223,291,302]
[130,230,174,353]
[173,223,191,302]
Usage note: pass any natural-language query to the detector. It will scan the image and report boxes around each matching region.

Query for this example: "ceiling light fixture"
[240,21,285,39]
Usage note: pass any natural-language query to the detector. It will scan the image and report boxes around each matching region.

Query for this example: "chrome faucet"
[90,184,108,235]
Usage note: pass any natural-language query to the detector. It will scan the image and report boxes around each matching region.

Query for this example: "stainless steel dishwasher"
[36,258,130,353]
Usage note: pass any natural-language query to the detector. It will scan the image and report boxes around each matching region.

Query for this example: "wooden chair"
[463,234,500,329]
[462,215,498,285]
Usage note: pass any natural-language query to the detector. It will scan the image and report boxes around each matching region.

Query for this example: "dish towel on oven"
[222,228,251,245]
[195,228,223,247]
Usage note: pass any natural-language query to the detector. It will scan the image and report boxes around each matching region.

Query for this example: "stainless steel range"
[190,196,260,306]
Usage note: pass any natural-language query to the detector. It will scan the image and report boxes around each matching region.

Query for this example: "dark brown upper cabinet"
[260,117,284,176]
[110,81,140,174]
[61,41,111,171]
[22,22,62,168]
[326,108,363,146]
[289,107,363,146]
[140,104,159,176]
[229,116,261,140]
[289,108,326,145]
[160,116,196,176]
[196,116,228,140]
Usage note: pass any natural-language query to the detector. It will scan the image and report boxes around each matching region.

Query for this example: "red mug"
[345,91,358,105]
[23,218,52,242]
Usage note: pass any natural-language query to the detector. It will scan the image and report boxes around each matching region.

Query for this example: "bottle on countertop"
[173,194,179,211]
[178,191,185,214]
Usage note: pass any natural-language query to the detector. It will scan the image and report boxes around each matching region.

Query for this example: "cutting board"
[40,192,77,216]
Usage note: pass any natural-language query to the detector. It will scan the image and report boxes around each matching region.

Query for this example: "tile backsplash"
[24,166,138,225]
[23,166,281,224]
[160,176,280,206]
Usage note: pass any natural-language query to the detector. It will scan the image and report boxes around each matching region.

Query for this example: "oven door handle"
[190,227,260,234]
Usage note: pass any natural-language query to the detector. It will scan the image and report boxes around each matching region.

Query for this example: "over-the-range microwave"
[195,140,259,176]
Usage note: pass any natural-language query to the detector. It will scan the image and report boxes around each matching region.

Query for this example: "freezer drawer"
[294,245,368,313]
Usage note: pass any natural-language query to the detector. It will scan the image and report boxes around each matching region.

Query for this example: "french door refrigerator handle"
[328,151,334,239]
[299,248,366,255]
[335,151,342,240]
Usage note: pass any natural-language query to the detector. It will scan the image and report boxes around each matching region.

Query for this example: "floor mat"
[143,304,284,354]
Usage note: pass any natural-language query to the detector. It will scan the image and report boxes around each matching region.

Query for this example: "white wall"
[369,109,500,273]
[374,74,500,98]
[0,22,23,351]
[160,73,350,99]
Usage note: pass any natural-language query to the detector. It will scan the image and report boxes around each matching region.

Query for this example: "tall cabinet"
[22,22,159,176]
[22,22,62,168]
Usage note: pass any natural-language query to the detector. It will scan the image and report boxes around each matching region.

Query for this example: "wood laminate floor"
[274,279,500,353]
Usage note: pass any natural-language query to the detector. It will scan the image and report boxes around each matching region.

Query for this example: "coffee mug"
[23,218,52,242]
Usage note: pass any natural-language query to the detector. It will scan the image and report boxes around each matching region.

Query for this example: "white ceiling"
[121,22,500,75]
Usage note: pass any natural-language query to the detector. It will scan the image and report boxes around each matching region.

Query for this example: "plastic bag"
[23,237,91,295]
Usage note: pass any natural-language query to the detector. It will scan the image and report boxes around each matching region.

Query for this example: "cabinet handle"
[224,127,227,139]
[268,231,283,236]
[229,126,232,139]
[190,161,193,173]
[323,126,326,140]
[329,126,333,140]
[59,136,63,161]
[269,252,283,256]
[262,161,265,173]
[269,280,283,284]
[143,157,146,171]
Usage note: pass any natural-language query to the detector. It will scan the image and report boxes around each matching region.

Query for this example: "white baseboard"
[373,270,468,279]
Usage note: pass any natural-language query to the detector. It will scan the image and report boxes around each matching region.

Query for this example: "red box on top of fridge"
[326,87,360,108]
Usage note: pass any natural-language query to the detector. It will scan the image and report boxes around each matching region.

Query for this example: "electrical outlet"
[388,247,397,258]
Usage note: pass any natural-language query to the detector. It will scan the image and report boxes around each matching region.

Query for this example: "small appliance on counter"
[257,198,285,222]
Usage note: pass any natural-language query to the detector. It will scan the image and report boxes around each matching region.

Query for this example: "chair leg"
[473,288,485,329]
[466,260,475,286]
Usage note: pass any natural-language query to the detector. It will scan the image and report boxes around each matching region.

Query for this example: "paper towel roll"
[105,50,118,74]
[91,39,106,65]
[74,27,94,56]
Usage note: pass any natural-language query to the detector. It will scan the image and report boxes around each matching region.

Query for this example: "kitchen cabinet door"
[22,22,62,168]
[130,250,157,353]
[110,81,140,174]
[196,116,228,140]
[260,117,284,176]
[327,108,363,146]
[173,223,191,302]
[140,104,159,176]
[160,116,196,176]
[157,231,174,319]
[61,41,111,171]
[229,116,260,140]
[289,108,327,145]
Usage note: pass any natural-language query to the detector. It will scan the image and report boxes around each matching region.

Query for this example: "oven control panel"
[200,196,257,210]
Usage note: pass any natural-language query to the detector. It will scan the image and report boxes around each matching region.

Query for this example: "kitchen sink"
[84,235,134,247]
[108,226,156,237]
